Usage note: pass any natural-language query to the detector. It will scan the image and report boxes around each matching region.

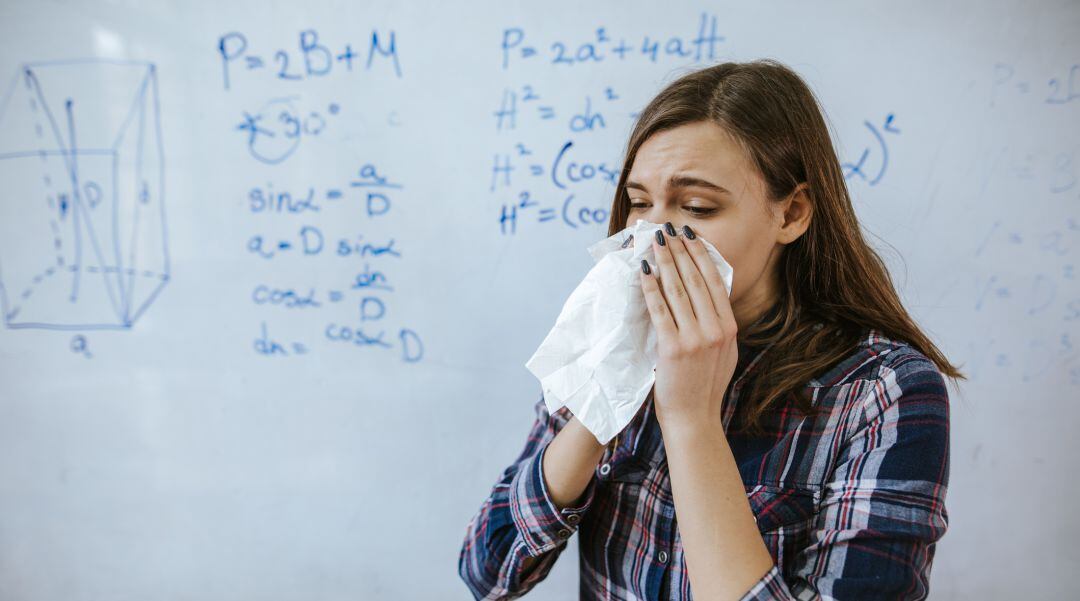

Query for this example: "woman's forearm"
[518,415,607,573]
[660,412,775,600]
[542,414,608,509]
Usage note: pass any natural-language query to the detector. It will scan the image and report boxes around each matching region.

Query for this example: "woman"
[459,59,962,600]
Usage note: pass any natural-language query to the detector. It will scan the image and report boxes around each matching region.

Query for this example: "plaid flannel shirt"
[459,328,951,600]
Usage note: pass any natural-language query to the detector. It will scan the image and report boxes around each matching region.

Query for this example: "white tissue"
[524,219,734,445]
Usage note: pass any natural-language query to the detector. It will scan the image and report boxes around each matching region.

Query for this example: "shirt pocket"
[744,482,821,568]
[605,454,651,484]
[744,482,820,534]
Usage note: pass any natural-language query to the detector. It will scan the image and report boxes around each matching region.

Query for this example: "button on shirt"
[458,328,951,600]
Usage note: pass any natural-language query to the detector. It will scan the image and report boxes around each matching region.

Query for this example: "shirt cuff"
[737,564,792,601]
[508,440,598,556]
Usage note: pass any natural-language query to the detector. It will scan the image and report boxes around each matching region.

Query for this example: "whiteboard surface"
[0,1,1077,599]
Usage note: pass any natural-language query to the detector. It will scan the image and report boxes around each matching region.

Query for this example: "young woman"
[459,59,962,600]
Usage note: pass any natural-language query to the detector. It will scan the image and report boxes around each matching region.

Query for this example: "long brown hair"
[606,59,965,436]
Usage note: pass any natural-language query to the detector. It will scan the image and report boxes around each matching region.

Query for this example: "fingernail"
[682,224,696,239]
[664,221,677,236]
[655,229,666,246]
[640,259,651,274]
[621,234,635,249]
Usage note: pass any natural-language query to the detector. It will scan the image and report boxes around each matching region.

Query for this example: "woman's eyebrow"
[625,174,730,194]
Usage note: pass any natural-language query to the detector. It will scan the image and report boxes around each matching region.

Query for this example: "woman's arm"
[458,395,606,599]
[542,411,608,507]
[659,409,777,600]
[518,413,607,573]
[666,351,951,601]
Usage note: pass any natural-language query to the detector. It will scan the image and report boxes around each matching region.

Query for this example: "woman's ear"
[777,183,812,244]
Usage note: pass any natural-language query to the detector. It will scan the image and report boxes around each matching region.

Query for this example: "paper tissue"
[524,219,735,445]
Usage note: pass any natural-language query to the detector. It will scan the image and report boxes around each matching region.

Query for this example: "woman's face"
[623,120,811,328]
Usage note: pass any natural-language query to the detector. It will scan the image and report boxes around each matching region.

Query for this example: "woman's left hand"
[639,222,739,426]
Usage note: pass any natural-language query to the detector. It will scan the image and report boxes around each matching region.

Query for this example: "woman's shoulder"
[808,327,948,402]
[803,328,950,453]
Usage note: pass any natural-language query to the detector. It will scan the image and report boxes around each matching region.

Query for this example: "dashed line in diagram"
[0,59,169,331]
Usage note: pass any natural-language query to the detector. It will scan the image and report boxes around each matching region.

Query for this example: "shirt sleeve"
[738,350,951,601]
[458,393,600,600]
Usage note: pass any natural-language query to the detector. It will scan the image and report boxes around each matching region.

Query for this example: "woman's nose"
[643,208,682,230]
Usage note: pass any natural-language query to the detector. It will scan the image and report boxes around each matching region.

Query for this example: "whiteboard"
[0,1,1076,599]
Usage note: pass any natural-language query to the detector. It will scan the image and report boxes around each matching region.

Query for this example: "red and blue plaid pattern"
[459,329,951,600]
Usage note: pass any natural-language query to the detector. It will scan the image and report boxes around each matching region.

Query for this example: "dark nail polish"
[621,234,635,249]
[655,229,666,246]
[641,259,651,274]
[664,221,677,236]
[682,224,696,239]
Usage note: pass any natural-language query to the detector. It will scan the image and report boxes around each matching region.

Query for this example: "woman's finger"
[681,226,737,332]
[651,227,696,330]
[665,225,721,335]
[638,257,677,342]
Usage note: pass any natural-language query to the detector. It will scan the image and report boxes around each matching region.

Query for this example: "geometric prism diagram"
[0,59,169,330]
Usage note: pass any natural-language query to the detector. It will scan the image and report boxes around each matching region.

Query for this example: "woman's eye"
[629,202,715,216]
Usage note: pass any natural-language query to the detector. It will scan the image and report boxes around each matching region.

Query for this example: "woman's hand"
[638,222,738,427]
